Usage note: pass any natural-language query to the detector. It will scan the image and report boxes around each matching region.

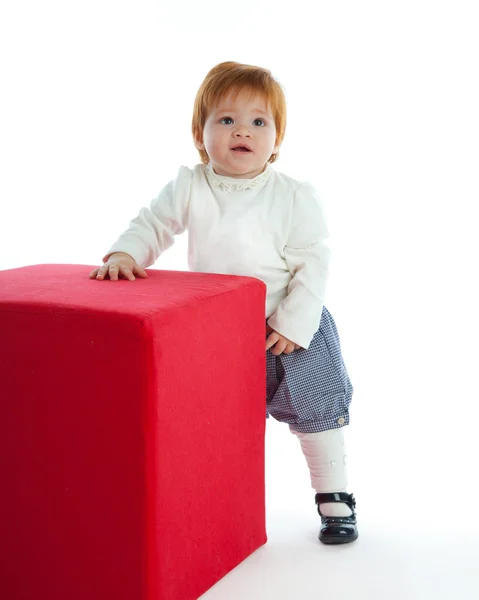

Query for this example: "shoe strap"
[315,492,356,510]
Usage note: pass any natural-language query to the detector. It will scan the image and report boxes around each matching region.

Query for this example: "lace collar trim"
[204,162,272,192]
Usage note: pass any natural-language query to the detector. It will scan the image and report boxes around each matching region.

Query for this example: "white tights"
[291,426,353,517]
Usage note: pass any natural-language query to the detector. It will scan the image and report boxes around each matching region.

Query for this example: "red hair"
[192,61,287,164]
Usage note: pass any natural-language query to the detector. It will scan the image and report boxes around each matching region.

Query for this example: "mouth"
[231,144,253,153]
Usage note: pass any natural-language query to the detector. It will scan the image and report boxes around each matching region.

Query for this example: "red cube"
[0,264,267,600]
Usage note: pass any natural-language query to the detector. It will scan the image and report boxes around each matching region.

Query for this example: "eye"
[220,117,234,125]
[254,119,265,127]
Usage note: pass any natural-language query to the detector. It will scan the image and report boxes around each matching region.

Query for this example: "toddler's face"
[196,88,280,179]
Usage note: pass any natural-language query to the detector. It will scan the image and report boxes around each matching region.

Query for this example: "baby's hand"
[265,324,302,355]
[89,252,148,281]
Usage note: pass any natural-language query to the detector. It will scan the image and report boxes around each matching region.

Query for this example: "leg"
[291,425,358,544]
[290,426,352,516]
[266,308,358,543]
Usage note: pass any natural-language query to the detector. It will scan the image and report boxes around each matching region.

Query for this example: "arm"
[267,181,331,350]
[102,166,192,268]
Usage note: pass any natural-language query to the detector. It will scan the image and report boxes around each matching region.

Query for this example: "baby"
[90,61,358,544]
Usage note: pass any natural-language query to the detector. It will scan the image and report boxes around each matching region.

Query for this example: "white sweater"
[104,161,331,349]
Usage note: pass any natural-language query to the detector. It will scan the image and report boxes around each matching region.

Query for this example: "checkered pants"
[266,306,353,433]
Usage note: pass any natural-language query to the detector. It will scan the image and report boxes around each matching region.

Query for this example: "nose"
[233,125,252,138]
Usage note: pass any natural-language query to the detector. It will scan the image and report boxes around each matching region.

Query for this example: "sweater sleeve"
[102,166,192,268]
[267,181,331,350]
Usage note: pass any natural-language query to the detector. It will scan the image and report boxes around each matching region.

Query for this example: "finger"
[265,333,279,351]
[109,265,120,281]
[89,268,99,279]
[95,266,108,280]
[266,333,278,350]
[272,341,287,356]
[134,266,148,278]
[120,267,135,281]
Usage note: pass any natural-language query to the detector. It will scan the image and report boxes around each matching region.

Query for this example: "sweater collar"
[204,162,272,193]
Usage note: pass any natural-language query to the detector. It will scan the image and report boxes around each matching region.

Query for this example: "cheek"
[205,127,227,151]
[203,124,215,142]
[261,131,277,148]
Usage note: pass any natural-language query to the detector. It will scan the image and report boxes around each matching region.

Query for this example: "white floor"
[200,417,478,600]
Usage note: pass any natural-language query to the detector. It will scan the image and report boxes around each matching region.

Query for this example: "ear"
[272,141,281,155]
[194,131,205,151]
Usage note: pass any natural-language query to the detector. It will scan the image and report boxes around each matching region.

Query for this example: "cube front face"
[1,307,148,600]
[0,265,267,600]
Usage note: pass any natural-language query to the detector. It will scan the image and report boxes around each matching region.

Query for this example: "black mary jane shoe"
[315,492,358,545]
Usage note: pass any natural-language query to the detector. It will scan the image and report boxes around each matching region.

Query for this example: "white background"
[1,1,478,598]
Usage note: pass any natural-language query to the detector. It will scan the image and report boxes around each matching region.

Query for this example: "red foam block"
[0,264,267,600]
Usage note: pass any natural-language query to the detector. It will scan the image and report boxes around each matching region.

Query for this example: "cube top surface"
[0,264,265,319]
